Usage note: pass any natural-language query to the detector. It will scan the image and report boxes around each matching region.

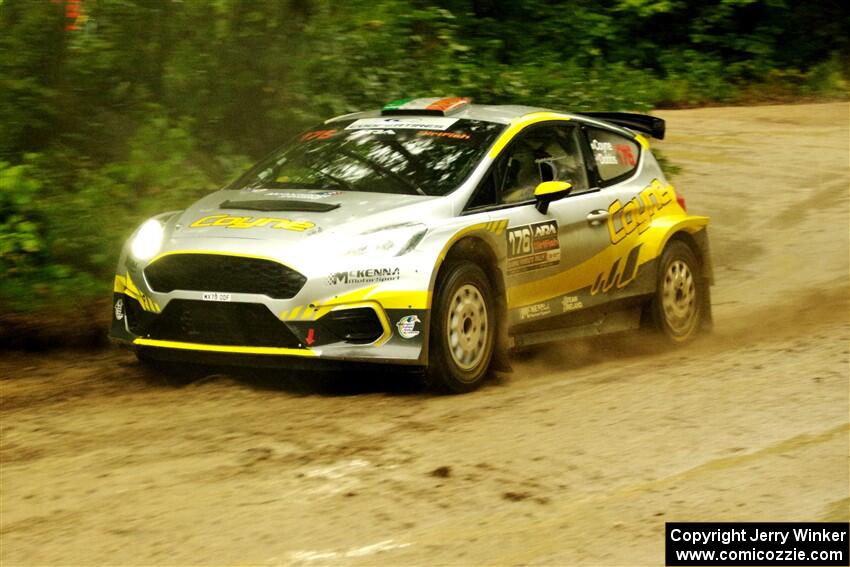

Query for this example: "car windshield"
[227,117,504,197]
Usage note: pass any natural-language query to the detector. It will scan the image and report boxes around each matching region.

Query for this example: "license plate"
[201,292,231,302]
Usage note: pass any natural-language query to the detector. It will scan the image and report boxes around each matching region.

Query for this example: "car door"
[576,125,649,300]
[465,121,615,327]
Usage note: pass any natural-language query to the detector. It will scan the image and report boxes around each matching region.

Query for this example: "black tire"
[426,261,496,394]
[648,239,705,343]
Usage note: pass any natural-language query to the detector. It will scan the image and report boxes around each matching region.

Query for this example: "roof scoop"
[219,199,340,213]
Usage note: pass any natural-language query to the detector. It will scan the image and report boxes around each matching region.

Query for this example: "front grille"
[146,300,303,348]
[144,254,306,299]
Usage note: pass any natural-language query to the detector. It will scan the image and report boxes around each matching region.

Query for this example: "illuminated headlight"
[130,218,165,260]
[343,223,427,257]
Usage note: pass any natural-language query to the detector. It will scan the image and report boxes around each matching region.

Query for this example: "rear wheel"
[648,239,704,343]
[426,261,496,394]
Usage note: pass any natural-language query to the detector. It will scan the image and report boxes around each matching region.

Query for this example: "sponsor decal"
[591,244,643,295]
[190,215,315,232]
[614,143,637,166]
[327,267,400,286]
[201,292,232,302]
[257,190,341,200]
[592,139,638,167]
[606,178,673,244]
[396,315,421,339]
[506,220,560,275]
[346,117,458,131]
[300,129,338,142]
[115,273,160,313]
[520,302,551,320]
[417,130,471,141]
[591,139,619,165]
[114,297,124,321]
[561,296,583,312]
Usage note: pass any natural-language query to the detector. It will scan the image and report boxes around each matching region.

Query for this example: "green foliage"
[0,0,847,318]
[0,159,45,274]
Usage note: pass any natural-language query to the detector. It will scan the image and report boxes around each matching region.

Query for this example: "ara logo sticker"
[506,220,560,275]
[396,315,421,339]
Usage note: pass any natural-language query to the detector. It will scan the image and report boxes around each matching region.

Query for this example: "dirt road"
[1,102,848,566]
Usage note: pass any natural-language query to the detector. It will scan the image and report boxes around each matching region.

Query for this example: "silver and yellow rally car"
[111,97,712,392]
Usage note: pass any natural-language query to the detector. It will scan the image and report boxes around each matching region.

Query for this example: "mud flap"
[491,295,513,373]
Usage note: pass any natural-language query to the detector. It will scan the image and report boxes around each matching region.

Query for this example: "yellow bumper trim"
[133,338,317,357]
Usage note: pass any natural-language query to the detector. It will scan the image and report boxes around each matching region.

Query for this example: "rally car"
[110,97,712,392]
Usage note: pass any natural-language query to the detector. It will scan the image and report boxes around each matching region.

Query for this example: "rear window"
[586,127,640,182]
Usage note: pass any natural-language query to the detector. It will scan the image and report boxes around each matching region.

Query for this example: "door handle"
[586,209,609,225]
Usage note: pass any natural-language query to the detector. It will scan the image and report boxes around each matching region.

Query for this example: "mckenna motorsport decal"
[520,302,551,321]
[345,117,459,131]
[396,315,421,339]
[506,220,560,275]
[327,267,400,286]
[607,179,673,244]
[190,215,315,232]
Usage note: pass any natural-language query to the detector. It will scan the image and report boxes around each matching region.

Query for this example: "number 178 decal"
[506,220,560,275]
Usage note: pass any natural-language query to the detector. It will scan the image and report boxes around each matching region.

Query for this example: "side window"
[586,127,640,182]
[498,124,589,205]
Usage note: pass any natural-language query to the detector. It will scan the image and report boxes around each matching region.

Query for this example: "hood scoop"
[219,199,340,213]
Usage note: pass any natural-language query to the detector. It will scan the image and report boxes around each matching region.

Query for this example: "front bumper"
[109,251,431,366]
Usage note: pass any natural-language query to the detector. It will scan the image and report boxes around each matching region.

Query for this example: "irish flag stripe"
[383,97,471,112]
[425,97,470,112]
[382,98,416,111]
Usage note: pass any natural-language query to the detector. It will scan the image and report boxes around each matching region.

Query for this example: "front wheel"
[648,239,705,343]
[426,261,496,394]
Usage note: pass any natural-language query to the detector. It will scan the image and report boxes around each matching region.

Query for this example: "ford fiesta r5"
[110,97,713,393]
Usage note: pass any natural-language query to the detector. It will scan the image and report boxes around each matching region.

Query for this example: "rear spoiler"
[576,112,665,140]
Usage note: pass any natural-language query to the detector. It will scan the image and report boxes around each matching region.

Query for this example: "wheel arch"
[426,234,510,370]
[661,227,713,284]
[642,216,713,284]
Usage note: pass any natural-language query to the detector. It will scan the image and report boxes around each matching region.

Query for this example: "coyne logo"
[327,267,400,286]
[396,315,421,339]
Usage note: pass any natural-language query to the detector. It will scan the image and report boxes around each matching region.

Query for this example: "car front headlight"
[343,223,427,257]
[130,218,165,261]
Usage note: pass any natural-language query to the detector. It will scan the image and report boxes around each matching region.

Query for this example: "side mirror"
[534,181,572,214]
